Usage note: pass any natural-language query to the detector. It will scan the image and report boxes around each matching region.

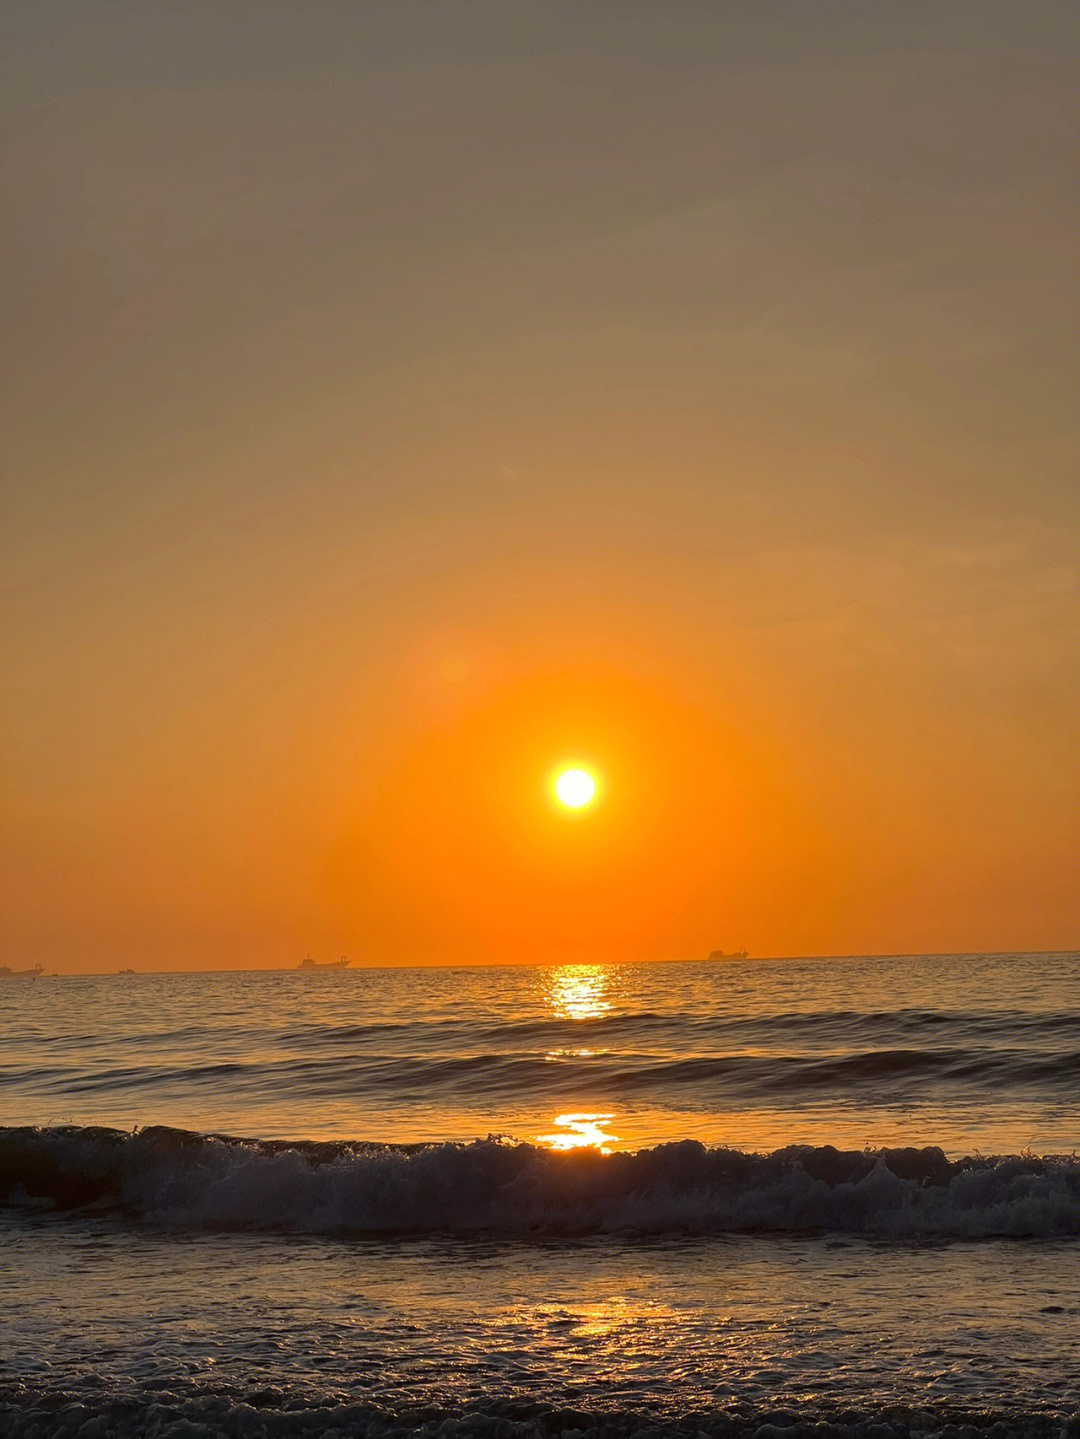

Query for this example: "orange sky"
[3,2,1078,970]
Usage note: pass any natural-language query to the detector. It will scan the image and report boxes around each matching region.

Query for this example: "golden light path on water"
[537,964,621,1152]
[543,963,613,1021]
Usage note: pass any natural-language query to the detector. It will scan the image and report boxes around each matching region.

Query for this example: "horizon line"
[23,948,1080,978]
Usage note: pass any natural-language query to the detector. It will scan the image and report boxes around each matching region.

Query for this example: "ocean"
[2,953,1079,1438]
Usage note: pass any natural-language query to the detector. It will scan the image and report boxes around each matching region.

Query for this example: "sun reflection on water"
[538,1112,619,1152]
[535,966,623,1151]
[543,964,613,1021]
[538,1298,679,1340]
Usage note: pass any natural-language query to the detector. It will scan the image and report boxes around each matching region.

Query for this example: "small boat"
[0,963,45,979]
[708,949,749,961]
[298,955,350,969]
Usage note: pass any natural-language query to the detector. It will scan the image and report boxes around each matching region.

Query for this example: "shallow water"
[5,1213,1080,1415]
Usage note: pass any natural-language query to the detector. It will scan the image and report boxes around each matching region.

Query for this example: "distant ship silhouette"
[1,964,45,979]
[708,949,749,961]
[298,955,350,969]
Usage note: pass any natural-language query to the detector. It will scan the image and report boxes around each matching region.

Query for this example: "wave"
[15,1044,1078,1108]
[3,1124,1079,1239]
[26,1007,1080,1053]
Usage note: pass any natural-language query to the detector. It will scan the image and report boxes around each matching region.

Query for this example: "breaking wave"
[3,1124,1079,1239]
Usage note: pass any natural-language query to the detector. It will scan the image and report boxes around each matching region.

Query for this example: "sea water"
[2,954,1079,1437]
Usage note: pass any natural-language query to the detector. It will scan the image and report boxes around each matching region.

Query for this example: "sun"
[554,768,596,808]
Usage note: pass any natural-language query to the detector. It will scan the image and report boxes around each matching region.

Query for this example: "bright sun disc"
[555,768,596,808]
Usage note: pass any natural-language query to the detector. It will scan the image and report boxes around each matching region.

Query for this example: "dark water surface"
[4,953,1079,1153]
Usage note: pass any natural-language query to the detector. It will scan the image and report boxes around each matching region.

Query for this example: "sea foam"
[3,1124,1079,1238]
[2,1397,1079,1439]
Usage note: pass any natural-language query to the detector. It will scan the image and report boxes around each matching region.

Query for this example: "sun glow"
[554,768,596,808]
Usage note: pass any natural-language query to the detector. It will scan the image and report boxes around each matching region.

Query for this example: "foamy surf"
[4,1123,1079,1239]
[2,1397,1079,1439]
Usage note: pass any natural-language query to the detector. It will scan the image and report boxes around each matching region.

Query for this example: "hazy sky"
[3,1,1078,970]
